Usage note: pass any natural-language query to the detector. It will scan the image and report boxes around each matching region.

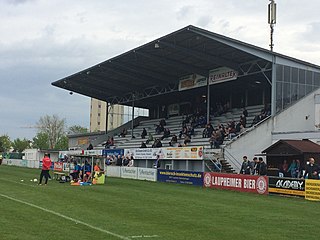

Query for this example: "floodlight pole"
[268,0,276,52]
[268,0,277,116]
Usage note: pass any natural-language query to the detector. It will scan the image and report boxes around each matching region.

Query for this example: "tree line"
[0,114,88,153]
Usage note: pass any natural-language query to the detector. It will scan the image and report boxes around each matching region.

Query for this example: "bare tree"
[36,114,66,149]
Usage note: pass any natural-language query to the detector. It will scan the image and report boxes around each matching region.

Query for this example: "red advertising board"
[54,162,63,172]
[204,172,268,195]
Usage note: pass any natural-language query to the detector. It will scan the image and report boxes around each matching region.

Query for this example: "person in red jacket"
[39,153,52,185]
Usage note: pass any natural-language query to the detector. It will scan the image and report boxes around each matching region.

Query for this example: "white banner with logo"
[209,67,238,85]
[164,146,203,160]
[125,147,203,160]
[137,168,157,181]
[106,166,121,177]
[124,148,164,160]
[178,74,207,91]
[121,167,138,179]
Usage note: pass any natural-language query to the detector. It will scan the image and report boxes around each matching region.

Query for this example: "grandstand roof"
[51,25,320,107]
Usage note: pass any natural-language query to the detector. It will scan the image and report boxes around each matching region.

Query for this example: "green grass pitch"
[0,165,319,240]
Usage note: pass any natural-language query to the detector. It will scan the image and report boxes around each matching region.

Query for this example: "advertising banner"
[54,162,63,172]
[125,147,203,160]
[157,170,203,186]
[203,172,268,195]
[83,150,102,156]
[106,166,121,177]
[305,179,320,201]
[59,150,82,158]
[165,146,203,160]
[178,74,207,91]
[103,149,124,157]
[269,177,305,197]
[125,148,163,160]
[121,167,138,179]
[137,168,157,182]
[209,67,238,85]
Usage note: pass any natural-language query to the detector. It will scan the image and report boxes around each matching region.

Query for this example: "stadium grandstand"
[52,25,320,173]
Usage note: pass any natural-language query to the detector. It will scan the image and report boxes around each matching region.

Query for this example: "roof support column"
[206,77,210,124]
[105,102,109,135]
[271,55,277,116]
[131,94,135,139]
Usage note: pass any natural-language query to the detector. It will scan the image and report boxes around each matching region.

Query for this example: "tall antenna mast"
[268,0,277,51]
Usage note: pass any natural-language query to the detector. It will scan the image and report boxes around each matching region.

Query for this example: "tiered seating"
[110,105,265,149]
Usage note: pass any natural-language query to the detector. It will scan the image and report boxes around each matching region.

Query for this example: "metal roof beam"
[159,40,239,70]
[135,51,209,77]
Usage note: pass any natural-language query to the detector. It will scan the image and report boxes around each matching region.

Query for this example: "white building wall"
[225,89,320,172]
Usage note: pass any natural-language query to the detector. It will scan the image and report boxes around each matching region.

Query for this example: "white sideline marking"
[0,193,130,240]
[0,178,36,188]
[130,235,159,238]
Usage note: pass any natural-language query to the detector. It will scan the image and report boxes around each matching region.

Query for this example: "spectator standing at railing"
[303,157,319,179]
[288,159,299,178]
[258,157,267,176]
[252,157,259,175]
[240,156,251,174]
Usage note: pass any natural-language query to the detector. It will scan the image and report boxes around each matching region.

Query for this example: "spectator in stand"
[146,132,153,144]
[184,135,191,146]
[243,108,248,118]
[226,121,236,139]
[258,157,267,176]
[159,119,166,127]
[303,157,319,179]
[141,128,147,139]
[161,128,171,140]
[152,138,162,148]
[169,134,178,146]
[287,159,299,178]
[240,156,251,174]
[87,143,93,150]
[120,128,127,137]
[240,114,246,128]
[140,142,147,148]
[280,160,289,177]
[179,126,188,139]
[104,136,114,149]
[187,125,194,136]
[38,153,52,185]
[209,131,218,149]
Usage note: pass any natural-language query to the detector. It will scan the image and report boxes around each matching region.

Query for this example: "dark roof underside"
[51,25,320,107]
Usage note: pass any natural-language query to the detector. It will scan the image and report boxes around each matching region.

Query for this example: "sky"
[1,0,320,140]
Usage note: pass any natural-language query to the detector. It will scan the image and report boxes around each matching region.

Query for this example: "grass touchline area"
[0,165,319,240]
